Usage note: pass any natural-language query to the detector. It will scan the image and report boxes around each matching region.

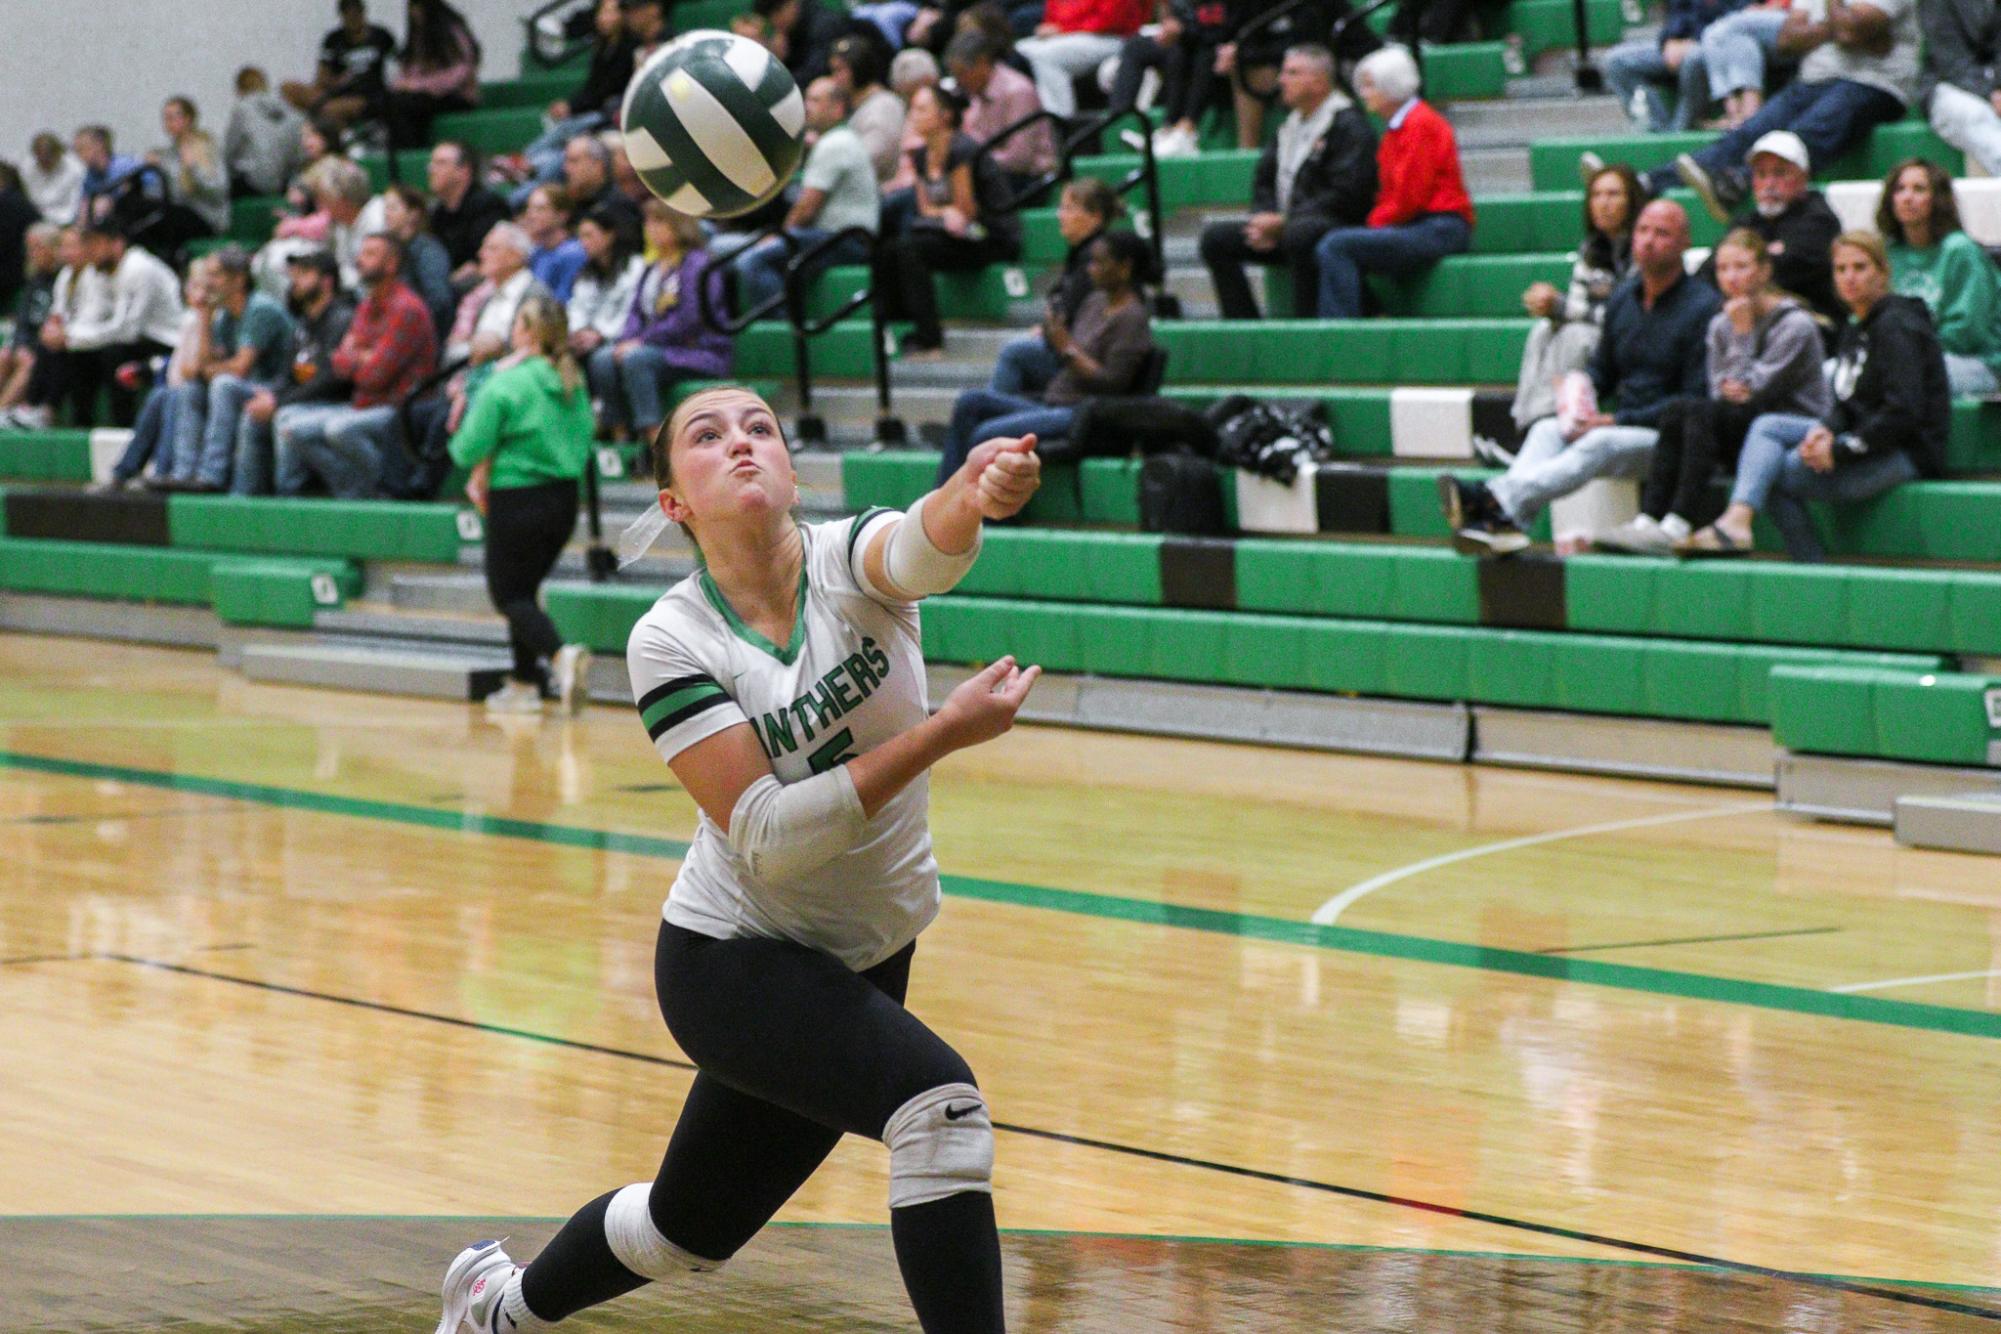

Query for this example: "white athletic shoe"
[549,644,593,715]
[484,680,544,716]
[1151,124,1199,157]
[1594,514,1675,556]
[436,1238,516,1334]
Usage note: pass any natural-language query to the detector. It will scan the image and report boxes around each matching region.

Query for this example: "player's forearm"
[847,712,959,819]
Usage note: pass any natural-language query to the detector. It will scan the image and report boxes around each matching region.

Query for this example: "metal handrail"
[782,225,901,447]
[694,227,801,335]
[969,109,1073,215]
[522,0,598,70]
[969,106,1168,285]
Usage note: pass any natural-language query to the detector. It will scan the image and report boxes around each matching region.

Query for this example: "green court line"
[4,1214,1996,1295]
[5,746,1999,1041]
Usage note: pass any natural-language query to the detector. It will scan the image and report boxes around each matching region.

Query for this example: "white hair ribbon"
[615,504,672,569]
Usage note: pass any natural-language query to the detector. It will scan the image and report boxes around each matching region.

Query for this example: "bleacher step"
[1448,93,1631,146]
[239,642,509,701]
[1895,792,2001,853]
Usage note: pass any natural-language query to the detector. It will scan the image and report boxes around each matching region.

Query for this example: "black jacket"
[1921,0,2001,102]
[1727,191,1844,325]
[1826,294,1950,477]
[1250,104,1377,231]
[1590,268,1723,428]
[430,185,512,272]
[573,36,637,118]
[276,295,359,410]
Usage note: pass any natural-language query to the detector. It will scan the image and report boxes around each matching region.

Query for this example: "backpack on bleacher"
[1209,397,1335,484]
[1139,453,1228,535]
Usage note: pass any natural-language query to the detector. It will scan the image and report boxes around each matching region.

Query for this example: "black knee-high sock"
[518,1190,651,1322]
[889,1191,1006,1333]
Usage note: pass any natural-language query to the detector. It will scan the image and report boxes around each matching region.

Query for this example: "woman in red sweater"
[1311,45,1474,318]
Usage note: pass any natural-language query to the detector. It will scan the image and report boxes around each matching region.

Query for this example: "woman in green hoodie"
[450,294,597,716]
[1879,157,2001,396]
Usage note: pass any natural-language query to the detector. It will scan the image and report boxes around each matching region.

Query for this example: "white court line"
[1309,802,1771,926]
[1831,968,2001,994]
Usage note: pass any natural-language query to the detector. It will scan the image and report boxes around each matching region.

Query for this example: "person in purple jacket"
[587,199,731,445]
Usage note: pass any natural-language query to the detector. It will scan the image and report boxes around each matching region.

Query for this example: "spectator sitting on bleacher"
[91,260,212,488]
[872,82,1023,357]
[1879,156,2001,396]
[24,133,84,225]
[1312,44,1474,319]
[883,49,943,194]
[831,35,907,183]
[449,295,598,717]
[508,0,635,207]
[224,68,306,198]
[446,224,550,371]
[600,132,655,224]
[0,225,62,420]
[155,245,297,493]
[1108,0,1247,157]
[277,119,345,239]
[380,182,456,336]
[1,226,104,431]
[0,164,35,315]
[427,141,510,288]
[624,0,669,59]
[564,204,645,368]
[947,33,1060,189]
[1603,0,1734,133]
[1701,0,1798,128]
[73,126,145,223]
[730,77,881,315]
[1439,200,1720,555]
[1510,164,1639,433]
[1597,227,1831,552]
[386,0,483,151]
[283,0,398,133]
[1627,0,1921,223]
[559,133,641,239]
[1920,0,2001,176]
[1198,44,1375,320]
[45,219,185,428]
[149,96,231,242]
[275,231,436,498]
[590,202,730,443]
[313,159,389,288]
[735,0,851,85]
[1702,131,1843,322]
[233,248,356,496]
[521,186,588,303]
[1684,230,1945,556]
[991,177,1122,393]
[934,229,1155,483]
[1016,0,1150,118]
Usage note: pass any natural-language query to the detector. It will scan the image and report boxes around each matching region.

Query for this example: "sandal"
[1676,525,1752,558]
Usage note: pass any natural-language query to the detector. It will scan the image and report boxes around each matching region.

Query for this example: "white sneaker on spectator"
[549,644,593,716]
[484,680,544,716]
[1577,150,1606,188]
[1595,514,1675,555]
[1151,125,1199,157]
[1,405,50,430]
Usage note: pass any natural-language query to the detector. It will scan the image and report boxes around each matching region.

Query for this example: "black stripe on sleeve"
[636,673,722,717]
[846,506,895,565]
[646,691,736,742]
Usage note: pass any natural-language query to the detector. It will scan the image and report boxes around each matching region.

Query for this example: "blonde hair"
[1832,228,1890,275]
[514,295,583,396]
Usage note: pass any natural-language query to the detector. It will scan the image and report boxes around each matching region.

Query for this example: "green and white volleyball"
[620,30,807,219]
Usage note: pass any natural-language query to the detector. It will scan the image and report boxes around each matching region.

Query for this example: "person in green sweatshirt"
[1879,156,2001,396]
[450,294,597,717]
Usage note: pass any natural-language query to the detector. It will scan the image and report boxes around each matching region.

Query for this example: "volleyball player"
[435,385,1042,1334]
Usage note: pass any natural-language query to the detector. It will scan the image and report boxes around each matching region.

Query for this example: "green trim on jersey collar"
[699,563,809,665]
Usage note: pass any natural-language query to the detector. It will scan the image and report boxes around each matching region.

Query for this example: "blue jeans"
[602,344,691,434]
[166,373,260,488]
[1701,6,1789,99]
[731,228,873,317]
[991,334,1063,396]
[1731,413,1921,562]
[1313,214,1472,319]
[935,388,1076,485]
[110,383,183,483]
[1487,416,1660,524]
[1642,77,1904,195]
[1604,37,1709,132]
[232,405,277,496]
[274,402,397,498]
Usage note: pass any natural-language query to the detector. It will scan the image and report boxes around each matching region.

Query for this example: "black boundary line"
[1537,927,1844,956]
[98,952,2001,1323]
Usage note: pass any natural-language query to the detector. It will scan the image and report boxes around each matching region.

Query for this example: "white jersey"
[627,509,937,971]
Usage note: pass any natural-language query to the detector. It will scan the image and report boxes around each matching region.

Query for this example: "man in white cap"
[1615,0,1922,216]
[1715,130,1844,321]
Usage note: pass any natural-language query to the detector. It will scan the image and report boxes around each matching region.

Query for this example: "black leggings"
[1643,397,1760,522]
[874,229,1014,351]
[483,478,577,683]
[1109,32,1230,126]
[520,924,1005,1331]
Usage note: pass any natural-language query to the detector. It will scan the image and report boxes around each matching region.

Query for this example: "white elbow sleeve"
[885,492,980,597]
[726,768,867,885]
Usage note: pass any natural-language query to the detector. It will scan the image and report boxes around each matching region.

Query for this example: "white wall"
[0,0,532,167]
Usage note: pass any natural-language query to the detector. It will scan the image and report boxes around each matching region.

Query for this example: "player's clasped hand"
[968,434,1041,520]
[935,655,1042,748]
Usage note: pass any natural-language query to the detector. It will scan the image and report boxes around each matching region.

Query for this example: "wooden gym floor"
[0,632,1997,1331]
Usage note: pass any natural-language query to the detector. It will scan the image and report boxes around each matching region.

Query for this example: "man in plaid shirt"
[274,232,437,497]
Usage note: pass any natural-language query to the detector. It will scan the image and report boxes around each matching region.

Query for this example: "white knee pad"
[882,1083,994,1209]
[603,1182,725,1278]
